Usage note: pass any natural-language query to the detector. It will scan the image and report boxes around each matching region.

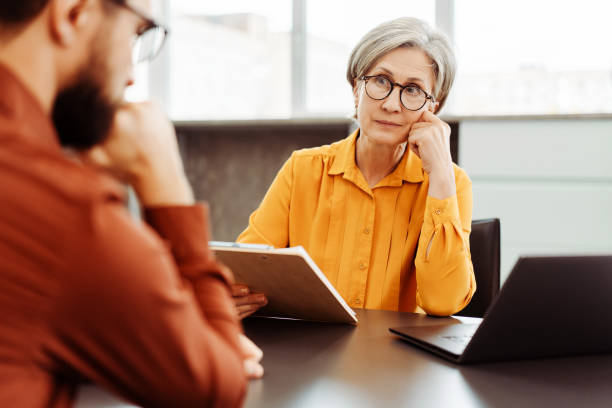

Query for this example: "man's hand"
[84,102,194,206]
[231,284,268,319]
[408,110,456,199]
[238,333,264,379]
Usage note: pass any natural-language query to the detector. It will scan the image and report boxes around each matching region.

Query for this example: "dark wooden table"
[76,309,612,407]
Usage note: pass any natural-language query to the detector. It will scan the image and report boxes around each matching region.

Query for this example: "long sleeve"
[414,167,476,316]
[237,154,294,247]
[46,203,246,408]
[145,205,243,353]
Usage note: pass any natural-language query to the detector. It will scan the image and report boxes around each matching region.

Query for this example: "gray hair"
[346,17,456,113]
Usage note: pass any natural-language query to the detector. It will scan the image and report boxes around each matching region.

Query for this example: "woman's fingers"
[234,293,267,307]
[231,284,250,297]
[236,304,259,319]
[408,117,452,175]
[231,284,267,319]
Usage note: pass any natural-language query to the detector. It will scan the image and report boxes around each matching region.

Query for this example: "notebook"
[210,242,357,324]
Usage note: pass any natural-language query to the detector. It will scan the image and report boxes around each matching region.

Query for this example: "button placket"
[355,198,374,306]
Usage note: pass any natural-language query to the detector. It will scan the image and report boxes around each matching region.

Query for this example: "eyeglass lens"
[365,76,428,111]
[133,26,166,63]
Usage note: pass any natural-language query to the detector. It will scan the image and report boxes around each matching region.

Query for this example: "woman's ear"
[353,78,364,113]
[429,100,440,114]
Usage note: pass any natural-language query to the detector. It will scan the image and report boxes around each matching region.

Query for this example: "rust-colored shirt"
[0,64,246,407]
[238,131,476,316]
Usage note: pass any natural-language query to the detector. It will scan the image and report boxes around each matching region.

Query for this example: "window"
[132,1,612,120]
[304,0,434,117]
[448,0,612,116]
[166,0,292,120]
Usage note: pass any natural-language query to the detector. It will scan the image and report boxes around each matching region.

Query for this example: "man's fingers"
[238,334,265,378]
[239,334,264,361]
[82,146,112,168]
[244,359,264,379]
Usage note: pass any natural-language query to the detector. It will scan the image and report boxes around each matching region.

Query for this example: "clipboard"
[210,243,357,324]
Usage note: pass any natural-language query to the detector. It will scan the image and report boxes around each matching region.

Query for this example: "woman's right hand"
[231,284,268,319]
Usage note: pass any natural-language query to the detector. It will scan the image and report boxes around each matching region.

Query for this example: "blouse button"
[359,262,366,270]
[434,209,442,215]
[363,228,370,234]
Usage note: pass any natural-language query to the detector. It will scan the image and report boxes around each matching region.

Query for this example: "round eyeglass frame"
[361,75,435,111]
[108,0,169,63]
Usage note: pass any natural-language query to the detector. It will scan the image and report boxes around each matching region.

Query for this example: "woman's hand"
[231,284,268,319]
[407,110,456,199]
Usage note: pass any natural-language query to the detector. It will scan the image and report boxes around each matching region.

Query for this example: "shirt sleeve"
[236,154,294,247]
[46,203,246,408]
[414,167,476,316]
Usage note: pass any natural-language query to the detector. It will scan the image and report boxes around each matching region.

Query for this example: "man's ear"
[48,0,94,47]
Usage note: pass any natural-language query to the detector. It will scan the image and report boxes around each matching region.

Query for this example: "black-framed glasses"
[108,0,169,63]
[361,75,435,111]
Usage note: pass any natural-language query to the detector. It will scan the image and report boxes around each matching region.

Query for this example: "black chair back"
[456,218,500,318]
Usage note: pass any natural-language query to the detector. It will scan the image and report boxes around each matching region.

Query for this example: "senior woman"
[234,17,475,318]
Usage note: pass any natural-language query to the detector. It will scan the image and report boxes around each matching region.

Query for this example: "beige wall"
[459,118,612,281]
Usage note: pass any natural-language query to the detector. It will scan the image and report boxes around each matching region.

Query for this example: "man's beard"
[51,70,119,150]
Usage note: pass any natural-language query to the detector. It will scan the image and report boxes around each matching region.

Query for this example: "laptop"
[390,255,612,364]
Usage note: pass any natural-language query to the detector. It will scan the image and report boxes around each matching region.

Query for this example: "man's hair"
[0,1,50,26]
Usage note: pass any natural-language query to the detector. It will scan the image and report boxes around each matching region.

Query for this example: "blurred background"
[128,0,612,282]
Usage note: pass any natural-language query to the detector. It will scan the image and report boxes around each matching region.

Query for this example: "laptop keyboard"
[441,334,473,345]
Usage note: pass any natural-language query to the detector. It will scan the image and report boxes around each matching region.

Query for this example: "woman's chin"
[361,127,406,147]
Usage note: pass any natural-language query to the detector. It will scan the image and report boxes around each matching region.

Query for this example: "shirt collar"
[328,128,425,185]
[0,63,61,153]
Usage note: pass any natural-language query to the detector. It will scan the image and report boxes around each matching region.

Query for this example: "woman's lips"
[375,120,402,127]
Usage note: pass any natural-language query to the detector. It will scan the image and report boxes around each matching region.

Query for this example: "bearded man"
[0,1,262,407]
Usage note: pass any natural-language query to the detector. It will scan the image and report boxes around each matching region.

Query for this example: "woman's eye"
[374,76,388,86]
[405,85,421,96]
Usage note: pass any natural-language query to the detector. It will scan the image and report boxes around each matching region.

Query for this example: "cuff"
[144,203,232,284]
[425,195,461,225]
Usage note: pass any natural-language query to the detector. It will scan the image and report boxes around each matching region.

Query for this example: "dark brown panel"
[176,122,351,240]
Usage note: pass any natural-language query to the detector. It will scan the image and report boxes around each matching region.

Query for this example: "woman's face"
[354,47,438,147]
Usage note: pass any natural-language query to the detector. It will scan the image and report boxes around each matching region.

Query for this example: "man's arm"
[47,202,247,408]
[46,102,262,405]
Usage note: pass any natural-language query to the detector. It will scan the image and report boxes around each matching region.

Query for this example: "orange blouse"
[238,130,476,316]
